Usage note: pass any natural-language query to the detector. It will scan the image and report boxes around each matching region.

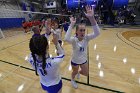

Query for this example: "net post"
[0,28,5,38]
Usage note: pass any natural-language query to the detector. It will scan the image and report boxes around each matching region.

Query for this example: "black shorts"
[71,61,87,66]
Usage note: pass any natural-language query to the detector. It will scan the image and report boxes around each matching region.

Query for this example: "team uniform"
[65,24,100,65]
[22,22,28,33]
[22,22,28,29]
[43,29,61,39]
[44,31,52,40]
[43,21,53,40]
[27,43,65,93]
[32,34,40,38]
[63,22,69,32]
[52,28,62,46]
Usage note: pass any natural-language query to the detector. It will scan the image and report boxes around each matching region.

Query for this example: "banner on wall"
[66,0,128,10]
[66,0,79,9]
[30,4,35,12]
[44,1,57,8]
[66,0,98,10]
[22,2,27,11]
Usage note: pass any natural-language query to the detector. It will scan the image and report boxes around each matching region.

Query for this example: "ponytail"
[42,53,47,75]
[29,35,48,76]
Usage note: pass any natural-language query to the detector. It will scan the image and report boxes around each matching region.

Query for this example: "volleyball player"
[31,26,40,37]
[31,18,51,38]
[22,20,28,33]
[44,18,52,39]
[28,34,65,93]
[51,18,63,55]
[64,5,100,88]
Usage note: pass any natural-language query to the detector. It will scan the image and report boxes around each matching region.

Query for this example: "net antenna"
[0,28,5,39]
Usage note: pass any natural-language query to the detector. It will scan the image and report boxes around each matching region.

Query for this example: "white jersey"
[51,29,62,40]
[64,24,100,64]
[44,21,52,40]
[28,43,65,87]
[44,29,60,40]
[44,31,51,40]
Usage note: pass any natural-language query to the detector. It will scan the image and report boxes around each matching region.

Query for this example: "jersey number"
[80,47,84,52]
[39,69,45,76]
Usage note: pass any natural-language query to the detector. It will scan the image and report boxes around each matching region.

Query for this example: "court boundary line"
[116,32,140,51]
[0,39,29,52]
[0,59,124,93]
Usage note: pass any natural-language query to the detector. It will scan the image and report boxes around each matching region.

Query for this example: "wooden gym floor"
[0,26,140,93]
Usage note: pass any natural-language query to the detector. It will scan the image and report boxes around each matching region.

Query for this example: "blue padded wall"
[0,18,25,29]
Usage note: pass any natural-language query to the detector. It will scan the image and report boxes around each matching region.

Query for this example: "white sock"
[71,79,78,89]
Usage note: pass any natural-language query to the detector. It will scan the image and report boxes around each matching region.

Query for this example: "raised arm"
[64,16,76,43]
[85,5,100,40]
[52,33,64,55]
[45,19,52,34]
[52,33,65,63]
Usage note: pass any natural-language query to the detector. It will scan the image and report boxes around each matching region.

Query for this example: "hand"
[85,5,97,25]
[85,5,94,19]
[69,16,76,26]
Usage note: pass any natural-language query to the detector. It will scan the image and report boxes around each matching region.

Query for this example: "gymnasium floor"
[0,25,140,93]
